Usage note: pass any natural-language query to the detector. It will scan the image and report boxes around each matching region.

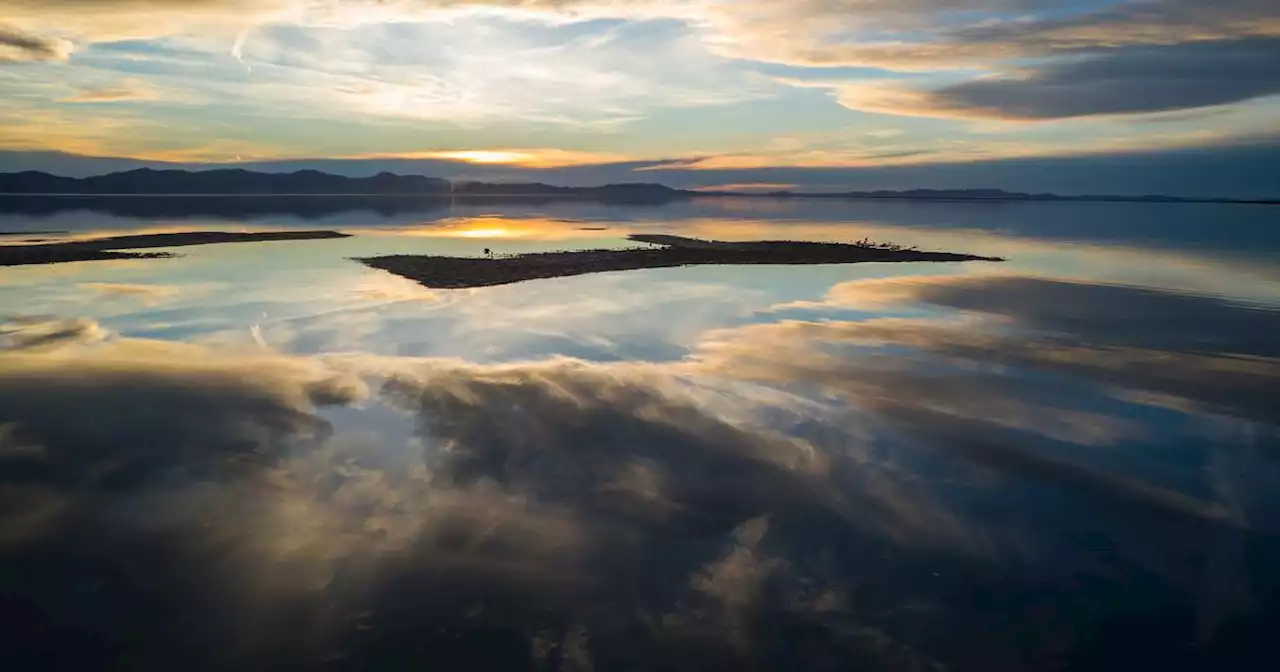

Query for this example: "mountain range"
[0,169,1272,205]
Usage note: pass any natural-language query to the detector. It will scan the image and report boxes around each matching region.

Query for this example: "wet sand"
[0,230,350,266]
[358,234,1003,289]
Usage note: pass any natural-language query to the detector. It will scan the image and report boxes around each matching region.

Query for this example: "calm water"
[2,197,1278,670]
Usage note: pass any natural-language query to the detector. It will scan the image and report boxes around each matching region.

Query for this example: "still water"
[2,197,1278,670]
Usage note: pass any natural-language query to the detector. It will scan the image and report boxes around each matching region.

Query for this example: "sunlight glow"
[430,150,534,165]
[386,148,636,168]
[364,217,621,241]
[454,227,511,238]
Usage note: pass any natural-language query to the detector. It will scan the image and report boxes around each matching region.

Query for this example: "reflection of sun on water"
[372,217,616,241]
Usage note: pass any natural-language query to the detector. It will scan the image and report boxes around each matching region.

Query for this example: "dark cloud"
[874,402,1233,521]
[0,24,72,63]
[368,358,964,546]
[781,275,1280,425]
[925,38,1280,119]
[706,0,1280,76]
[0,327,953,669]
[695,320,1242,521]
[952,0,1278,52]
[811,2,1280,120]
[0,300,1275,668]
[0,316,105,350]
[0,333,365,500]
[869,275,1280,358]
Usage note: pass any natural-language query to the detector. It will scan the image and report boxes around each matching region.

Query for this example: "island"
[0,230,350,266]
[355,234,1003,289]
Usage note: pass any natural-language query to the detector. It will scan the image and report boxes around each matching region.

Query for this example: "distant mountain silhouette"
[0,194,455,220]
[0,168,452,195]
[0,169,1270,205]
[0,170,693,205]
[452,180,684,203]
[718,188,1268,204]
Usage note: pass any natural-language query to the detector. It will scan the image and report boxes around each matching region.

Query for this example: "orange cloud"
[60,80,161,104]
[364,148,638,168]
[691,183,797,193]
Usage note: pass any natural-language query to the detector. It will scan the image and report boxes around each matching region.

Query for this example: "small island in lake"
[0,230,350,266]
[357,234,1003,289]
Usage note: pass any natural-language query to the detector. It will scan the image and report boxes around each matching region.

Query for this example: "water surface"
[2,197,1278,670]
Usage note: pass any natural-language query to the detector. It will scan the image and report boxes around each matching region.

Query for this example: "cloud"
[690,315,1252,521]
[708,0,1280,69]
[952,0,1280,53]
[694,316,1150,445]
[0,317,961,667]
[60,80,161,104]
[368,357,839,516]
[1,0,283,42]
[727,2,1280,120]
[1,301,1271,666]
[0,24,73,62]
[691,182,798,193]
[689,516,786,641]
[0,316,107,350]
[76,282,188,308]
[839,38,1280,120]
[3,0,1279,172]
[820,275,1280,358]
[380,148,637,168]
[765,274,1280,424]
[8,0,1275,71]
[0,332,367,494]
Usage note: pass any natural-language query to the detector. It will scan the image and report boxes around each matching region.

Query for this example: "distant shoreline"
[357,234,1003,289]
[0,230,349,266]
[0,192,1275,206]
[697,192,1280,206]
[0,168,1274,206]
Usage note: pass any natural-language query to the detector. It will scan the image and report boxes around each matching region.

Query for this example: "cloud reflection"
[0,321,950,668]
[780,274,1280,423]
[2,263,1277,669]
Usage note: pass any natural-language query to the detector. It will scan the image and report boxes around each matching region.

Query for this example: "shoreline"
[357,234,1003,289]
[0,192,1273,206]
[0,230,350,267]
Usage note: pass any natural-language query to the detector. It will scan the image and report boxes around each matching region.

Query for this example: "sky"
[0,0,1278,196]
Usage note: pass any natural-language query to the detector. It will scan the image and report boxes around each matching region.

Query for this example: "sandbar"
[357,234,1003,289]
[0,230,350,267]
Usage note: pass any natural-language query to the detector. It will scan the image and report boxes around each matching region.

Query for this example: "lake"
[2,196,1278,670]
